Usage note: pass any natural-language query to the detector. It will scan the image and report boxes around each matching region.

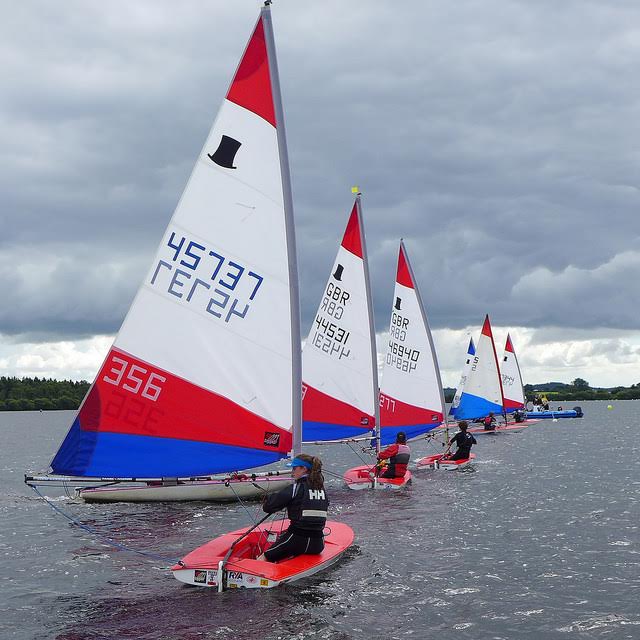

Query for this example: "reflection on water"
[1,404,640,639]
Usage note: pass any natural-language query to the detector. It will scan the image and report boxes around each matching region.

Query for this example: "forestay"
[501,333,525,412]
[52,14,300,478]
[451,315,505,420]
[379,241,445,445]
[302,200,377,441]
[449,337,475,416]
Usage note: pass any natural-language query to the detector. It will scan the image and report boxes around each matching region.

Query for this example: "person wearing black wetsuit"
[447,421,477,461]
[260,453,328,562]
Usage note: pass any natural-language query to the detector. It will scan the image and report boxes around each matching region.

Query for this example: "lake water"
[1,401,639,639]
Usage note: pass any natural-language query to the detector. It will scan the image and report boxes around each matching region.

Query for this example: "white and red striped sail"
[501,333,525,412]
[379,241,445,445]
[52,13,299,478]
[302,200,377,442]
[451,315,505,420]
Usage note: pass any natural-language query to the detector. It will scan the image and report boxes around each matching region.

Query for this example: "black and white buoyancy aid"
[286,478,329,537]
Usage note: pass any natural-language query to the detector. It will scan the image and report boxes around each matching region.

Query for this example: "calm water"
[1,401,639,639]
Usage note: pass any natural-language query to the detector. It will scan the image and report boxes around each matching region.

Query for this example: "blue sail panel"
[451,391,503,421]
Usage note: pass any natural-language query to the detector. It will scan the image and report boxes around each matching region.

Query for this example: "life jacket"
[386,443,411,478]
[286,478,329,537]
[483,415,495,430]
[455,431,475,454]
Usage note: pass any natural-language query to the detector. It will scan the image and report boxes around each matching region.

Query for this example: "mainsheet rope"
[29,485,182,566]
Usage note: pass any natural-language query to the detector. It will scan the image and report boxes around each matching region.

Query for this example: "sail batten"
[51,10,299,478]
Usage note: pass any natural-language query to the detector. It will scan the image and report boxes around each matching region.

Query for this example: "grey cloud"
[3,0,640,341]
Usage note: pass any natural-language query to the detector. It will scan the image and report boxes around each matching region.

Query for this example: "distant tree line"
[1,376,638,412]
[442,378,639,404]
[0,377,89,411]
[525,378,640,402]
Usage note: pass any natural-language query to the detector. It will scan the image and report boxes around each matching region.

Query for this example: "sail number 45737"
[103,356,166,402]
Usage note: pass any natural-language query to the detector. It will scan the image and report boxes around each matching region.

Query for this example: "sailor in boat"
[444,421,477,461]
[377,432,411,479]
[257,454,328,562]
[483,412,497,431]
[513,409,525,423]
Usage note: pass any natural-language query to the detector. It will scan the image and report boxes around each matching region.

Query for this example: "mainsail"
[449,336,475,416]
[51,11,301,478]
[379,241,445,445]
[501,333,525,412]
[451,315,505,420]
[302,196,377,442]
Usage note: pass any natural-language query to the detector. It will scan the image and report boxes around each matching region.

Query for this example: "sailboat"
[301,196,377,444]
[344,240,446,488]
[501,333,526,414]
[449,337,475,416]
[449,315,504,422]
[451,317,527,435]
[26,4,298,505]
[171,6,353,589]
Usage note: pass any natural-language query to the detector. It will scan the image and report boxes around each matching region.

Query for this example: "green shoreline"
[1,376,638,411]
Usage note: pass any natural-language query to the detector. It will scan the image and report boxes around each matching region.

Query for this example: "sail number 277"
[103,356,166,401]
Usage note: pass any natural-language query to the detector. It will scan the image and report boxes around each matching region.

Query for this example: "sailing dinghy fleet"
[24,4,582,591]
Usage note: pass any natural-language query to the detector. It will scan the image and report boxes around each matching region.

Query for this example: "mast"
[485,315,507,424]
[354,189,380,455]
[400,240,449,435]
[262,2,302,456]
[510,334,526,408]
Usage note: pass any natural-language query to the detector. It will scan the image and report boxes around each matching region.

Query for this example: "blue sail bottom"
[302,421,372,442]
[52,418,286,478]
[380,424,440,447]
[451,393,503,421]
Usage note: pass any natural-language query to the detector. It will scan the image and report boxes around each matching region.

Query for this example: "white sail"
[379,241,445,444]
[51,11,300,478]
[501,333,525,411]
[302,198,377,442]
[449,336,475,415]
[452,315,505,420]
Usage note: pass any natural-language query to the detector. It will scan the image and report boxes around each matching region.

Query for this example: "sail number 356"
[103,356,166,401]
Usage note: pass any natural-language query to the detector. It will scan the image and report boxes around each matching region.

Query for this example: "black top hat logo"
[208,135,242,169]
[394,296,402,311]
[333,264,344,281]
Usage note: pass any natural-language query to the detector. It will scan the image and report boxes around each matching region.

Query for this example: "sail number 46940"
[103,356,166,401]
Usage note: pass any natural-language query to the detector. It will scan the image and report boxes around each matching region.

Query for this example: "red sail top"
[226,17,276,127]
[341,203,363,258]
[396,244,414,289]
[481,314,493,338]
[505,333,514,353]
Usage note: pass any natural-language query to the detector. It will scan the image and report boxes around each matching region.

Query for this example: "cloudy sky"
[2,0,640,388]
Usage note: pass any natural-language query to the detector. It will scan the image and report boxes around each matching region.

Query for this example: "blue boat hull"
[526,410,582,419]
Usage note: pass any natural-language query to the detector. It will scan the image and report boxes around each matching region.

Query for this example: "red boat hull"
[172,519,353,590]
[343,464,412,490]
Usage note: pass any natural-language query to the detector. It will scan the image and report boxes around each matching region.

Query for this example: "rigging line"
[30,485,181,566]
[346,441,371,465]
[226,479,262,525]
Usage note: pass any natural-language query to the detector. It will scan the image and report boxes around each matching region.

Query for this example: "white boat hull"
[78,475,293,503]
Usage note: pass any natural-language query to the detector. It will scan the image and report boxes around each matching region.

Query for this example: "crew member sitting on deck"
[377,431,411,479]
[258,453,328,563]
[446,421,477,461]
[483,412,497,431]
[513,409,525,423]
